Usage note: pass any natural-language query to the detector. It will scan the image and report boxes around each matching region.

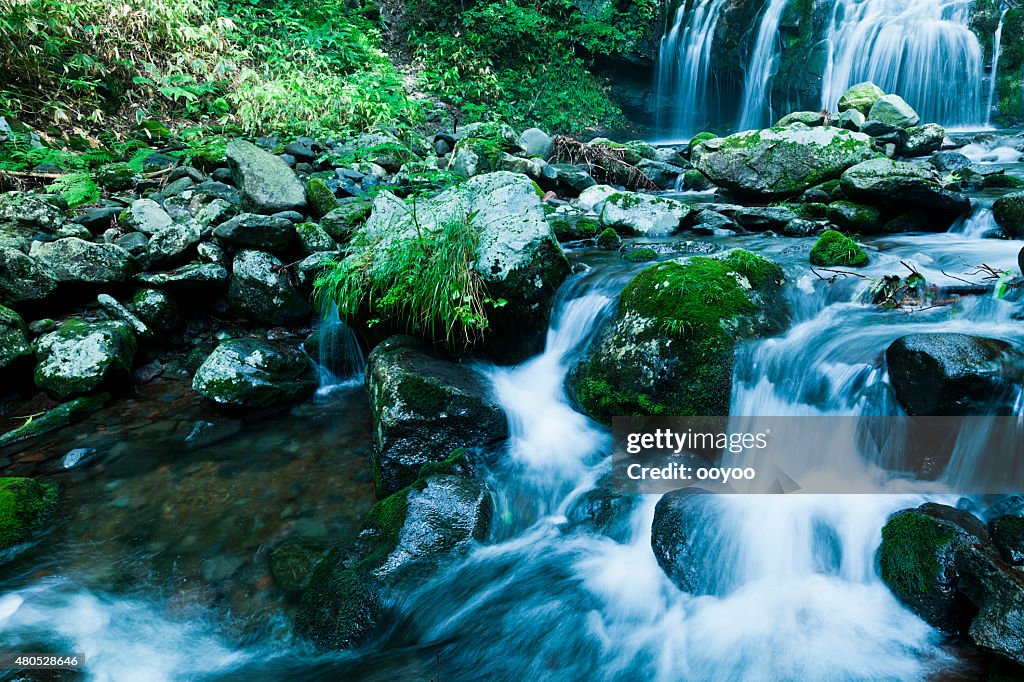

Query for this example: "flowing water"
[986,8,1009,128]
[737,0,791,131]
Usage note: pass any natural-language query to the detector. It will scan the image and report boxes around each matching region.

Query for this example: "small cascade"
[986,7,1009,127]
[819,0,985,127]
[737,0,791,130]
[952,205,999,238]
[309,302,366,393]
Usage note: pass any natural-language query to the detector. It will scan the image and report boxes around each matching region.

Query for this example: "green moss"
[395,374,452,418]
[0,393,108,448]
[810,229,869,267]
[93,162,139,191]
[307,178,339,218]
[597,227,620,250]
[879,511,956,596]
[0,477,58,549]
[682,169,713,191]
[623,248,658,262]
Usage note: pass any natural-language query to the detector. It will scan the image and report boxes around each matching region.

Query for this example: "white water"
[737,0,791,130]
[986,8,1009,127]
[310,302,366,394]
[819,0,985,126]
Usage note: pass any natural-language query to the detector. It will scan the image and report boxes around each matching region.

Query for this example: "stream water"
[2,144,1024,680]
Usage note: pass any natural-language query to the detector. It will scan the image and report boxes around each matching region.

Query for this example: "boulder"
[520,128,553,159]
[147,222,201,264]
[0,247,56,303]
[34,319,137,398]
[599,192,692,236]
[930,151,973,174]
[860,119,907,146]
[124,199,173,234]
[991,516,1024,566]
[132,289,183,333]
[637,159,685,189]
[809,230,869,267]
[837,82,885,115]
[228,250,311,325]
[226,139,307,214]
[367,336,508,496]
[96,294,150,338]
[538,164,597,197]
[0,305,32,373]
[213,213,295,252]
[840,158,970,222]
[319,199,372,244]
[651,490,717,593]
[899,124,946,157]
[137,263,228,291]
[869,94,921,128]
[577,185,618,212]
[776,111,827,127]
[992,191,1024,238]
[0,394,107,448]
[691,125,878,199]
[838,109,866,131]
[192,338,316,407]
[825,200,884,233]
[29,238,132,285]
[0,477,58,550]
[886,333,1024,415]
[571,251,787,422]
[0,192,66,233]
[732,206,798,232]
[295,222,336,255]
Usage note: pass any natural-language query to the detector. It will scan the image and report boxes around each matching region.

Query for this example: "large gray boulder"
[367,336,508,496]
[124,199,173,234]
[137,263,228,291]
[520,127,553,159]
[213,213,295,252]
[226,139,307,214]
[691,125,878,199]
[869,94,921,128]
[899,123,946,157]
[147,222,200,264]
[29,238,132,285]
[34,319,137,398]
[228,250,310,325]
[192,338,316,407]
[651,490,718,593]
[0,247,56,303]
[840,158,970,222]
[837,82,885,115]
[599,192,692,236]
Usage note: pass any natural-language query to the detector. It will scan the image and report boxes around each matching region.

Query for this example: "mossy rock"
[306,178,339,219]
[992,515,1024,565]
[548,214,599,242]
[597,227,621,250]
[319,199,373,244]
[94,163,140,192]
[809,230,869,267]
[623,247,658,263]
[0,394,108,448]
[825,200,883,234]
[571,250,787,422]
[0,477,58,549]
[34,319,137,398]
[0,305,32,373]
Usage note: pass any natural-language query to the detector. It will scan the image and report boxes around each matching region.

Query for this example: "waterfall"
[737,0,791,130]
[309,302,366,393]
[986,7,1009,127]
[819,0,985,127]
[656,0,731,138]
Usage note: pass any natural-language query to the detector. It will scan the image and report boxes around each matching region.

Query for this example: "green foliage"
[0,477,58,549]
[45,172,99,208]
[810,230,869,267]
[623,247,658,262]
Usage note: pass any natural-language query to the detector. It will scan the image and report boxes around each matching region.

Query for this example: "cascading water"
[737,0,791,130]
[986,7,1009,128]
[309,302,366,394]
[819,0,985,127]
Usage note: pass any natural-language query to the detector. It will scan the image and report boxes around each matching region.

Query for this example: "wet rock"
[0,306,32,373]
[73,206,122,233]
[930,151,973,174]
[992,191,1024,238]
[30,238,132,285]
[837,109,866,131]
[869,94,920,128]
[147,221,201,264]
[538,163,597,197]
[637,159,685,189]
[226,139,307,214]
[96,294,150,337]
[114,232,150,263]
[860,119,907,146]
[183,418,243,450]
[571,251,787,422]
[520,127,553,159]
[566,480,639,542]
[319,199,372,244]
[60,447,96,469]
[124,199,173,234]
[228,250,311,325]
[0,247,56,304]
[991,516,1024,566]
[837,81,885,115]
[691,209,737,233]
[192,338,316,407]
[691,125,878,199]
[547,209,599,242]
[271,540,330,592]
[34,319,137,398]
[899,123,946,157]
[956,539,1024,666]
[213,213,295,252]
[577,184,618,212]
[840,158,970,223]
[0,394,108,448]
[295,222,336,255]
[0,477,58,550]
[0,192,66,233]
[733,206,797,231]
[826,200,884,233]
[651,490,717,593]
[367,336,508,496]
[137,262,228,291]
[599,192,691,236]
[886,333,1024,415]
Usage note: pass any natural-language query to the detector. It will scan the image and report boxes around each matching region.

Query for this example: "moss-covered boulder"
[0,478,58,549]
[0,192,67,234]
[991,516,1024,566]
[691,124,878,199]
[0,305,32,373]
[840,158,970,224]
[34,319,136,398]
[0,247,57,304]
[192,338,316,407]
[571,251,787,422]
[837,82,886,115]
[992,191,1024,238]
[547,211,600,242]
[0,394,108,448]
[809,230,869,267]
[132,288,182,333]
[319,199,373,244]
[306,178,339,218]
[295,222,335,255]
[296,450,492,650]
[213,214,295,253]
[367,336,508,497]
[825,200,884,234]
[226,139,307,215]
[868,94,920,129]
[899,124,946,157]
[596,227,621,250]
[599,192,692,236]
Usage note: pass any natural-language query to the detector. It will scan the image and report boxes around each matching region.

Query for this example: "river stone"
[599,192,692,236]
[733,206,798,231]
[691,125,878,199]
[520,127,553,159]
[124,199,173,234]
[132,288,183,332]
[96,294,150,338]
[637,159,685,189]
[930,151,973,174]
[319,199,372,244]
[837,82,885,115]
[192,338,316,407]
[0,192,66,232]
[297,451,491,649]
[840,158,970,222]
[899,123,946,157]
[137,263,228,291]
[0,306,31,373]
[869,94,920,128]
[350,172,570,364]
[651,490,719,593]
[0,247,56,303]
[825,200,884,233]
[295,222,335,255]
[367,336,508,496]
[0,477,58,550]
[0,394,107,448]
[29,238,132,285]
[886,333,1024,415]
[838,109,866,131]
[571,251,787,422]
[35,319,137,398]
[148,222,200,264]
[228,249,311,325]
[991,516,1024,566]
[226,139,307,214]
[992,191,1024,238]
[776,111,827,127]
[213,213,295,252]
[577,185,618,212]
[860,119,907,146]
[538,163,597,197]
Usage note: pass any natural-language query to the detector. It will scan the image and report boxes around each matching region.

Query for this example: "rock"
[886,333,1024,415]
[356,132,419,172]
[306,178,339,218]
[124,199,174,234]
[0,192,66,233]
[228,250,311,325]
[0,306,32,373]
[160,177,195,198]
[838,109,866,131]
[319,199,372,244]
[538,164,597,197]
[956,540,1024,666]
[148,222,201,264]
[193,197,237,228]
[599,192,692,236]
[930,151,973,174]
[691,209,737,233]
[297,451,491,649]
[691,125,878,199]
[597,227,621,250]
[137,263,228,291]
[132,289,182,332]
[991,516,1024,565]
[651,490,717,592]
[1019,245,1024,277]
[809,230,868,267]
[547,210,599,242]
[899,123,946,157]
[840,158,970,222]
[496,153,544,180]
[96,294,150,337]
[295,222,336,255]
[681,168,715,191]
[869,94,921,128]
[0,247,56,303]
[0,394,107,448]
[860,119,908,146]
[837,82,885,115]
[520,128,553,159]
[776,111,827,127]
[29,238,132,285]
[992,191,1024,238]
[367,336,508,496]
[571,251,787,422]
[73,206,122,233]
[637,159,685,189]
[226,139,307,214]
[192,338,316,407]
[825,200,884,233]
[35,319,137,398]
[0,478,58,550]
[271,541,329,592]
[733,206,798,231]
[213,213,295,252]
[783,218,820,237]
[577,185,617,212]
